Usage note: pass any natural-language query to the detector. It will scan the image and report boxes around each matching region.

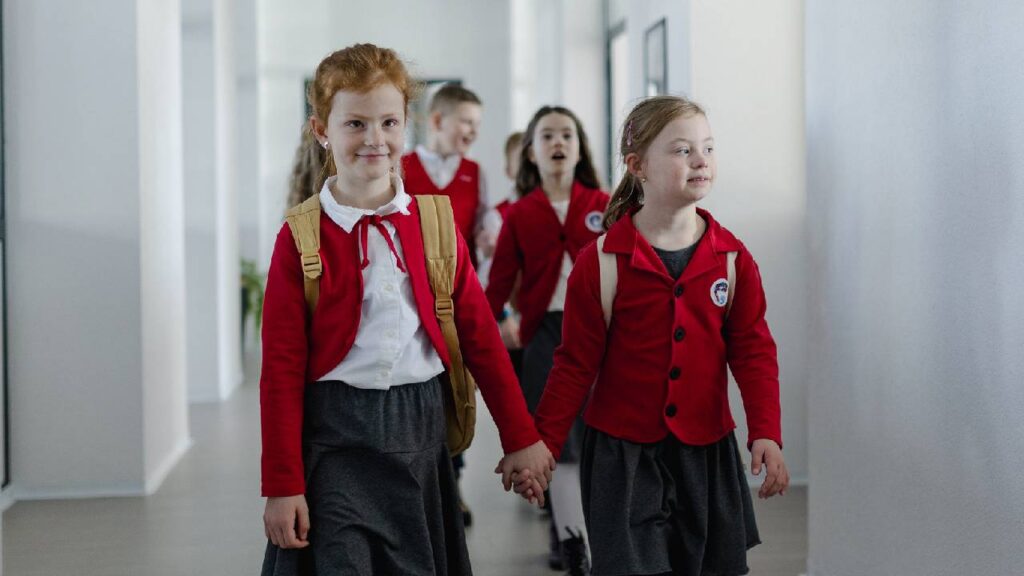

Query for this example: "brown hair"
[429,84,482,115]
[603,96,707,229]
[286,124,328,209]
[504,131,525,157]
[516,106,601,198]
[307,44,419,179]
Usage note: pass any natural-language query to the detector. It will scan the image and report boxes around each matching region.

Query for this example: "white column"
[4,0,190,497]
[182,0,242,403]
[806,2,1024,574]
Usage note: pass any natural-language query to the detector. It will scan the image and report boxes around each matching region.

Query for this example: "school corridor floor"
[2,356,807,576]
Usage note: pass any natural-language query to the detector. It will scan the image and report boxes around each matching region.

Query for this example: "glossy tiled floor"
[3,362,806,576]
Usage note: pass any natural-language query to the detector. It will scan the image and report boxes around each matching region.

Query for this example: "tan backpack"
[284,194,476,455]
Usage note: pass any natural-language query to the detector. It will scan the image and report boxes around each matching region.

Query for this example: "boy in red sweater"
[401,84,487,267]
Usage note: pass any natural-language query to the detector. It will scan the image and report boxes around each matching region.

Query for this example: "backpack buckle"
[435,297,454,319]
[301,253,322,279]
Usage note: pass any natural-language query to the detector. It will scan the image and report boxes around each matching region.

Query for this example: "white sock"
[549,463,588,543]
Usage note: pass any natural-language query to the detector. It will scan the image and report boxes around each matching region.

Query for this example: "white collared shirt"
[414,144,463,189]
[317,175,444,389]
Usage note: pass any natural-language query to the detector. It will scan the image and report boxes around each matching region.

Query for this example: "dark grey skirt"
[522,311,585,462]
[580,427,760,576]
[261,377,471,576]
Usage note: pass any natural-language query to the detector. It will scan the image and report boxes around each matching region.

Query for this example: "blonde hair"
[504,131,525,157]
[286,124,327,209]
[604,96,707,229]
[307,44,420,179]
[429,84,482,115]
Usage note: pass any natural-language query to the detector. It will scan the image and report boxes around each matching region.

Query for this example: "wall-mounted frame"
[644,18,667,96]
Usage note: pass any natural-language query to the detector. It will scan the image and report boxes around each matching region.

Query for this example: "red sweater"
[534,209,782,458]
[260,201,540,497]
[494,198,514,220]
[401,152,481,265]
[485,182,610,344]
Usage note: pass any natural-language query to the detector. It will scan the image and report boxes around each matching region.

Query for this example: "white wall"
[805,2,1024,575]
[512,0,608,186]
[138,0,191,492]
[183,0,244,403]
[257,0,515,267]
[3,0,189,497]
[235,0,261,266]
[182,0,222,402]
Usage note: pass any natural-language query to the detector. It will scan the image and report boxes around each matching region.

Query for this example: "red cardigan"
[534,208,782,458]
[401,152,481,265]
[260,201,540,497]
[485,182,610,344]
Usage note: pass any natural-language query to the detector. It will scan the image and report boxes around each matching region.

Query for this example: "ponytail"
[603,173,644,230]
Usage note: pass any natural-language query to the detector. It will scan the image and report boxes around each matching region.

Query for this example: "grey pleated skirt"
[580,427,760,576]
[261,377,471,576]
[522,311,585,462]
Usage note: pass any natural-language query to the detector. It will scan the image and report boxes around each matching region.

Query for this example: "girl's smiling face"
[314,83,406,186]
[638,113,716,205]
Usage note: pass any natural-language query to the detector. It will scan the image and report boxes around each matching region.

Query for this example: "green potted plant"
[240,258,266,344]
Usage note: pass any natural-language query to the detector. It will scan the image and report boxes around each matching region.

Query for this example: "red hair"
[307,43,419,123]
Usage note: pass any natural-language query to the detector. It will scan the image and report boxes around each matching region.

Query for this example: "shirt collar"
[318,174,412,233]
[415,144,462,167]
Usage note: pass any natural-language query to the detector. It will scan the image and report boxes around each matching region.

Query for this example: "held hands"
[750,439,790,499]
[494,440,556,508]
[264,494,310,549]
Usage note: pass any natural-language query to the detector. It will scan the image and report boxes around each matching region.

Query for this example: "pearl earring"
[322,141,329,150]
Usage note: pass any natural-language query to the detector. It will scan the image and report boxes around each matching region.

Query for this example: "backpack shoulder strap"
[415,194,459,328]
[725,251,738,318]
[596,235,617,328]
[284,195,322,315]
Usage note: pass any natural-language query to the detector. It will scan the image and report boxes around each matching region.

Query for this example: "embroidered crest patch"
[710,278,729,307]
[585,210,604,233]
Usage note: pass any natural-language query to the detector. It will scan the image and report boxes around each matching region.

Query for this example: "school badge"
[710,278,729,307]
[584,210,604,233]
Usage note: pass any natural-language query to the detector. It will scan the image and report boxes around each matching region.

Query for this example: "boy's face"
[433,102,482,156]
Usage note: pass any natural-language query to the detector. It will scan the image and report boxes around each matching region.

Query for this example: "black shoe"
[548,522,565,570]
[459,499,473,527]
[561,527,591,576]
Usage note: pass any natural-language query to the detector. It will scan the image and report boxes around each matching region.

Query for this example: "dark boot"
[455,481,472,528]
[561,526,591,576]
[548,521,565,570]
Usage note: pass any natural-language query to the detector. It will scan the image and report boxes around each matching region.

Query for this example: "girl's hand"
[510,469,547,507]
[750,439,789,499]
[476,227,498,258]
[264,494,310,549]
[498,315,522,349]
[494,441,556,492]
